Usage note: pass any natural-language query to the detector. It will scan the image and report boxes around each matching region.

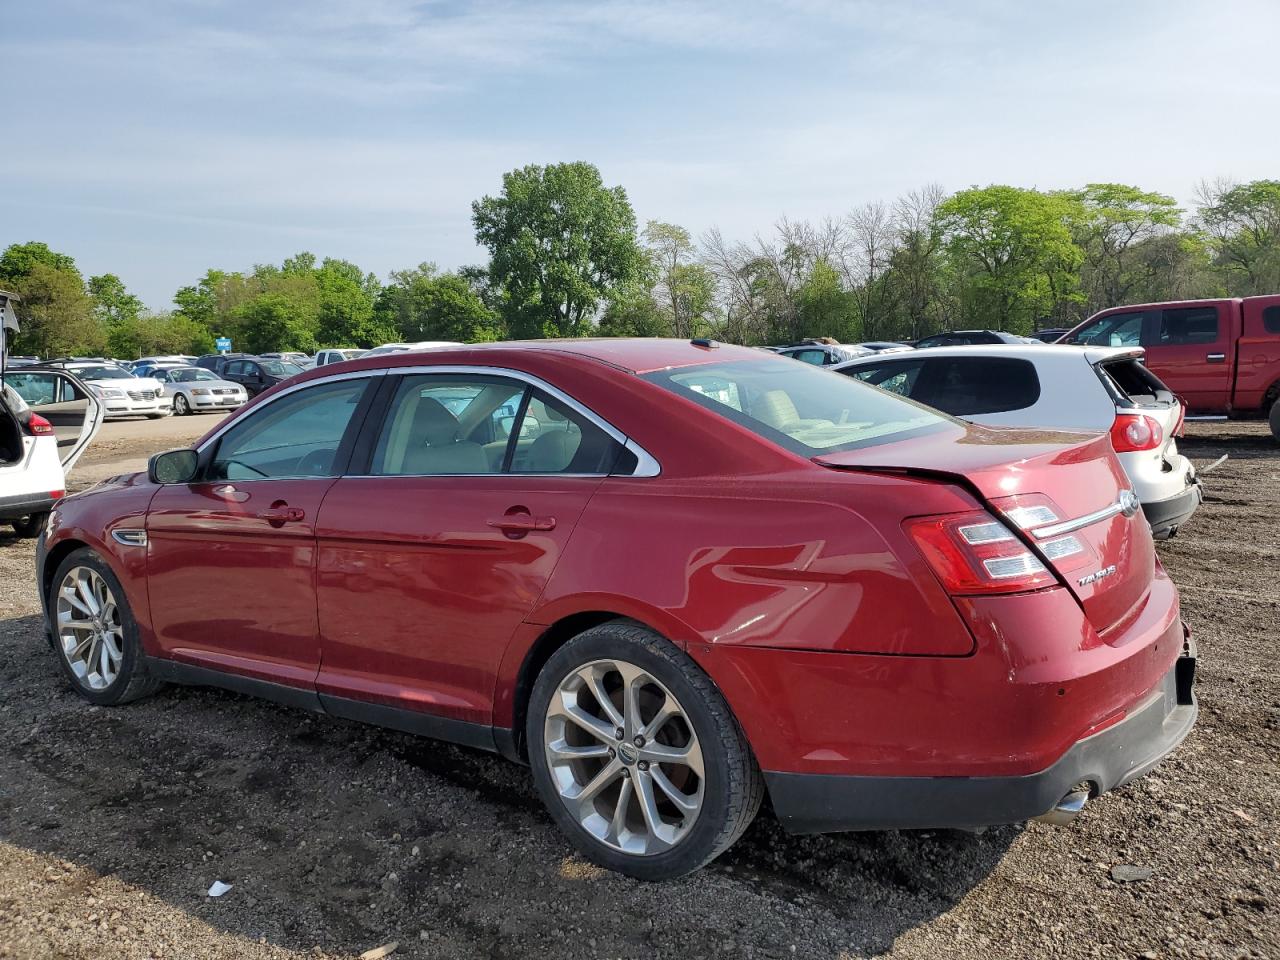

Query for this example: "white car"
[362,341,462,357]
[59,362,171,419]
[150,366,248,416]
[314,348,367,366]
[1,369,103,537]
[833,344,1202,539]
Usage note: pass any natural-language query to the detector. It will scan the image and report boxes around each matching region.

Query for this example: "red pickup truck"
[1060,295,1280,440]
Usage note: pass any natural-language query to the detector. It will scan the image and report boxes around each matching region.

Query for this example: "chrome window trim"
[192,364,661,479]
[1029,490,1140,540]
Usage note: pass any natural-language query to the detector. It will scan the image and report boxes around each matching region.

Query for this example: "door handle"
[261,504,306,525]
[1206,352,1226,363]
[487,515,556,532]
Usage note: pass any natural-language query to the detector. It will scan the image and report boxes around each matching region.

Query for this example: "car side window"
[789,349,827,365]
[208,378,369,480]
[848,360,925,398]
[371,375,526,475]
[1265,305,1280,335]
[508,389,626,475]
[1156,307,1219,345]
[919,357,1041,416]
[1070,311,1145,347]
[8,371,58,406]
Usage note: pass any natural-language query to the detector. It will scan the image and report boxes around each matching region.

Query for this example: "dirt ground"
[0,419,1276,960]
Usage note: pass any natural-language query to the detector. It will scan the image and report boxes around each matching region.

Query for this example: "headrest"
[412,396,461,446]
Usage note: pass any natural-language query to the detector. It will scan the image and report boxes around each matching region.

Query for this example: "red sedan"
[36,339,1197,880]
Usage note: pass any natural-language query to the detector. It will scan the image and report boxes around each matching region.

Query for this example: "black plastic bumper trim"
[1142,482,1202,538]
[764,650,1198,834]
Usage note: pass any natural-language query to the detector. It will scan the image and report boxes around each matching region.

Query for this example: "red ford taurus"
[36,339,1197,879]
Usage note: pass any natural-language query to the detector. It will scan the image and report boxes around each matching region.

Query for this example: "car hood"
[80,376,163,391]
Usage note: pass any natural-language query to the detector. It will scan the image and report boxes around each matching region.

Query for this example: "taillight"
[28,413,55,436]
[1110,413,1163,452]
[989,493,1098,578]
[905,511,1058,595]
[1172,402,1186,438]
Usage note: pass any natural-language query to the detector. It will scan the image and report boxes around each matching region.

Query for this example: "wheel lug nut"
[633,735,645,747]
[621,768,630,778]
[614,727,625,740]
[608,748,616,758]
[637,761,649,772]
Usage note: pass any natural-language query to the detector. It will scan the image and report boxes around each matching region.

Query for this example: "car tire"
[48,548,162,706]
[1269,397,1280,443]
[173,394,190,416]
[526,619,764,880]
[10,513,48,538]
[146,413,166,420]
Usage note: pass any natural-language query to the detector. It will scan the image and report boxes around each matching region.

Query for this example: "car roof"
[832,343,1145,369]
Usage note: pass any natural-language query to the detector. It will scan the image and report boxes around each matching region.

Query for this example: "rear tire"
[526,620,763,880]
[48,548,162,706]
[1269,398,1280,443]
[10,513,48,538]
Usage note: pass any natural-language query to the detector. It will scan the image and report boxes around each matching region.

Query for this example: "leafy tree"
[375,265,502,343]
[0,241,81,285]
[88,273,145,328]
[7,263,102,357]
[1195,179,1280,295]
[472,162,647,337]
[642,221,716,338]
[315,257,391,347]
[234,293,320,354]
[797,259,858,342]
[937,186,1083,332]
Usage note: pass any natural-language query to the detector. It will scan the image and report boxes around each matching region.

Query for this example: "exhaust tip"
[1035,787,1090,826]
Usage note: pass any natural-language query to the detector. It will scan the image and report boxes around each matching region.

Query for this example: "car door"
[145,374,379,688]
[1139,304,1233,410]
[314,370,627,735]
[4,369,104,471]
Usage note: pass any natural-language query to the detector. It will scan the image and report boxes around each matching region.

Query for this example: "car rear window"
[922,357,1041,416]
[642,358,950,456]
[1095,359,1174,408]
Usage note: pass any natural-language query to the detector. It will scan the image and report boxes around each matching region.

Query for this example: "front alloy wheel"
[174,393,190,416]
[55,565,124,690]
[544,659,705,855]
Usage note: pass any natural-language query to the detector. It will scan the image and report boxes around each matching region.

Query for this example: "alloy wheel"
[174,394,189,415]
[543,658,704,856]
[55,566,124,691]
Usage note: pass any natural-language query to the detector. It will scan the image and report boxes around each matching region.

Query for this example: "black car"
[195,353,248,376]
[913,330,1039,348]
[1030,328,1071,343]
[219,356,307,397]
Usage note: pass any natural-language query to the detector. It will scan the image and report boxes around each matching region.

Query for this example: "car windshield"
[72,365,131,380]
[261,360,304,376]
[642,357,951,455]
[170,368,217,382]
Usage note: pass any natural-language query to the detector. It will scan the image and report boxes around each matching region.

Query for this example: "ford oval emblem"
[1119,490,1141,517]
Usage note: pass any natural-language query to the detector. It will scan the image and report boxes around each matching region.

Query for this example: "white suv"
[1,368,103,537]
[834,344,1203,539]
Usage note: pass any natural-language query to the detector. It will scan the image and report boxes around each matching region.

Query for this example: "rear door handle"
[1206,352,1226,363]
[487,515,556,532]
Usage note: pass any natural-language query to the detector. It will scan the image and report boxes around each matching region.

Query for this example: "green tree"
[797,259,858,342]
[472,162,647,337]
[375,265,502,343]
[937,186,1083,332]
[1195,179,1280,295]
[315,258,391,347]
[88,273,145,327]
[642,221,716,338]
[234,293,320,354]
[0,241,81,285]
[7,263,102,357]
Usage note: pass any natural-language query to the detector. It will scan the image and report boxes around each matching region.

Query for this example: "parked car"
[853,341,914,353]
[1058,296,1280,439]
[130,358,190,379]
[261,352,310,363]
[38,360,170,419]
[362,341,463,357]
[195,353,248,376]
[219,356,306,397]
[834,345,1202,539]
[314,348,367,367]
[1031,327,1071,343]
[914,330,1040,348]
[1,367,103,536]
[774,341,871,365]
[150,366,248,415]
[36,340,1196,879]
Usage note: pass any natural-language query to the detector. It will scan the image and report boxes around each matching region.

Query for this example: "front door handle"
[261,503,306,525]
[487,514,556,533]
[1206,352,1226,363]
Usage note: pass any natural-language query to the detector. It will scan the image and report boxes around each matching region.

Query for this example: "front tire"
[527,620,763,880]
[11,513,48,538]
[48,548,162,706]
[173,394,190,416]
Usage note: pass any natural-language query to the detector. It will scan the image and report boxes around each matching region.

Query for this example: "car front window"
[643,357,950,455]
[261,360,304,376]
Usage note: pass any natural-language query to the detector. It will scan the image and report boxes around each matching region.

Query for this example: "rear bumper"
[766,635,1197,834]
[1142,481,1202,539]
[0,491,59,521]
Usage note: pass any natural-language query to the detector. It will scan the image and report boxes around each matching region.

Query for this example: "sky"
[3,0,1279,310]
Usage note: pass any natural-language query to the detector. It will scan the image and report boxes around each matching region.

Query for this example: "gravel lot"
[1,419,1276,960]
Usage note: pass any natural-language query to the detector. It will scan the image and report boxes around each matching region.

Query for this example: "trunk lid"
[816,421,1155,634]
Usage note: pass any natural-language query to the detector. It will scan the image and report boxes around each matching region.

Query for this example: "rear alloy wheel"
[50,549,161,705]
[173,393,190,416]
[528,621,763,880]
[1269,397,1280,442]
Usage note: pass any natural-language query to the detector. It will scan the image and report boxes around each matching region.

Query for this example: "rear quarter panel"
[1235,295,1280,411]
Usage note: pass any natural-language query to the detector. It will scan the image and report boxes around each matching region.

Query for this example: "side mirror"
[149,449,199,484]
